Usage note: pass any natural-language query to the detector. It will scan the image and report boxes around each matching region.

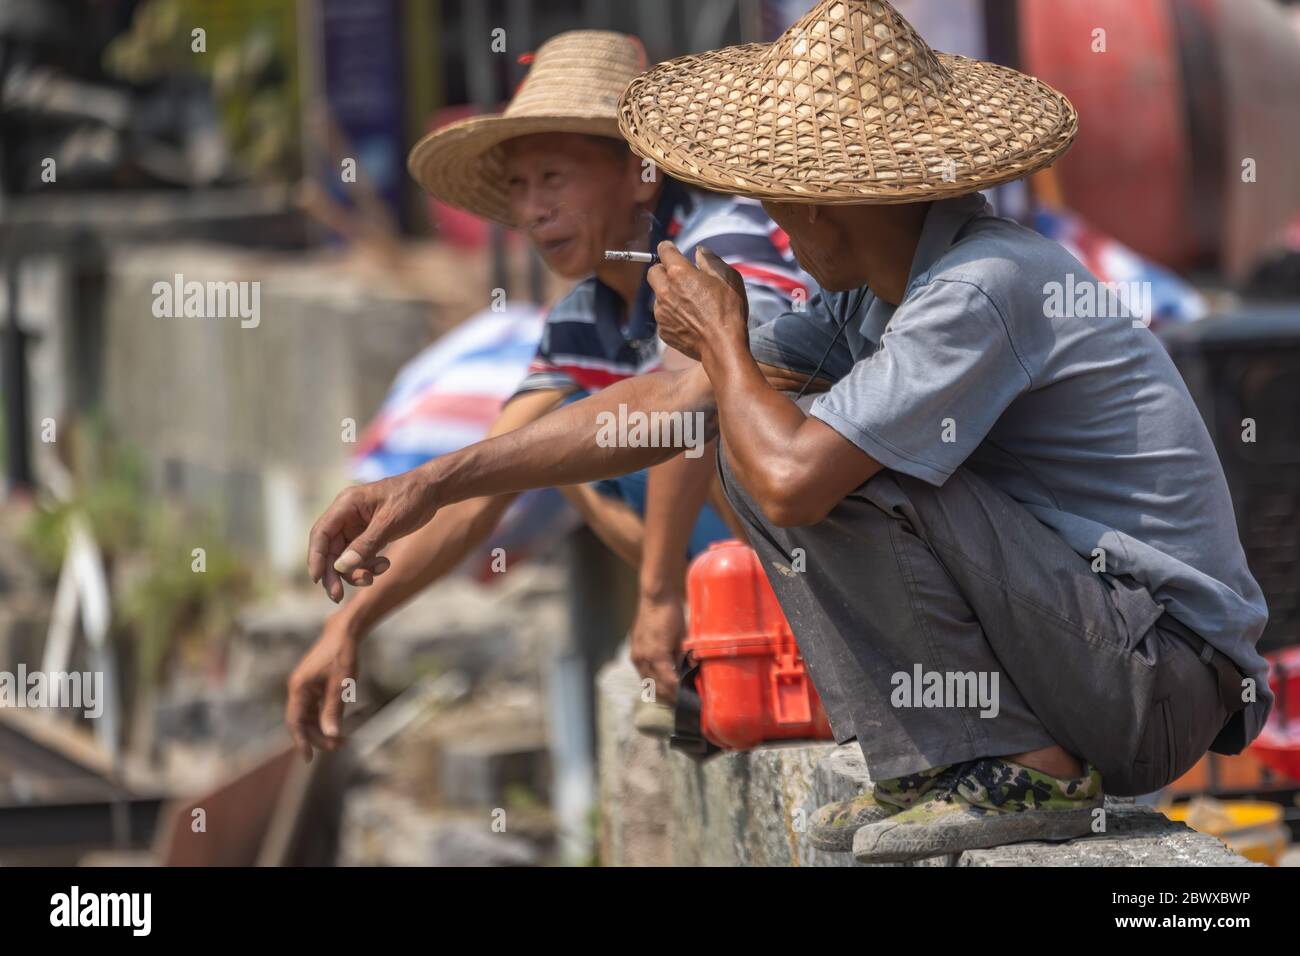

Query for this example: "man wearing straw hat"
[306,1,1270,863]
[287,32,806,754]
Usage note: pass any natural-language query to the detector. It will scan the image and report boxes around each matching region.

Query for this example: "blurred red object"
[1249,645,1300,783]
[1020,0,1196,270]
[685,540,833,751]
[1020,0,1300,279]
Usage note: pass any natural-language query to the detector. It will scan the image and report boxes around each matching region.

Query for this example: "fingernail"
[334,549,362,573]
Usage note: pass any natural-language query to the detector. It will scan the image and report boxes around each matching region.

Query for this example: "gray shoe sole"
[807,807,896,852]
[852,805,1099,863]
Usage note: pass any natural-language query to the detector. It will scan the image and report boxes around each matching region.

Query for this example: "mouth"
[538,236,574,257]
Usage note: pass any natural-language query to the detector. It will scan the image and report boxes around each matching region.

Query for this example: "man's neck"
[851,202,931,306]
[596,261,647,311]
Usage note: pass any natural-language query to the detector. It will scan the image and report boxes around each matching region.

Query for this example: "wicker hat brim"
[618,46,1078,205]
[408,114,623,227]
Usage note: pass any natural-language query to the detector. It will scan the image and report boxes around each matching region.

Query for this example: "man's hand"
[307,472,437,602]
[629,594,685,705]
[285,616,359,762]
[647,242,749,362]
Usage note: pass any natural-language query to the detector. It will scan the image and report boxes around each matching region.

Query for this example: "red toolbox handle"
[770,650,813,726]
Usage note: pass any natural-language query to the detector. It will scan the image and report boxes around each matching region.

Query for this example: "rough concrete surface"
[655,742,1258,867]
[596,648,672,866]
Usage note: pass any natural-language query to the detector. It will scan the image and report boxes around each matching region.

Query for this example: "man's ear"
[628,151,661,206]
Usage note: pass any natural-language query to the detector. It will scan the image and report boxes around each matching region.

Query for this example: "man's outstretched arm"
[305,350,827,599]
[308,364,716,589]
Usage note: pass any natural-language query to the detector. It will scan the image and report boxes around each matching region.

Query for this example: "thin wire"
[793,310,852,401]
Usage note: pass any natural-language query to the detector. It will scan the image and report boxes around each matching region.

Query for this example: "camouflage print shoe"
[807,764,957,852]
[852,757,1103,864]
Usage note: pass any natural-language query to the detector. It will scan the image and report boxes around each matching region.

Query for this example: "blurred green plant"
[20,421,147,578]
[103,0,301,182]
[118,506,254,688]
[21,419,255,689]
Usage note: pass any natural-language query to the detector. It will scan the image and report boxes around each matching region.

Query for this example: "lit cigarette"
[604,250,659,264]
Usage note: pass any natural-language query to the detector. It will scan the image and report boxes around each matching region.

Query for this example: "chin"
[557,248,600,279]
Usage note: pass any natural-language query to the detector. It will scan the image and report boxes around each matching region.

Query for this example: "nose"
[514,179,554,231]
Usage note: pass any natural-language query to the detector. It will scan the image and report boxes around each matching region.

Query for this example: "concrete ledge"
[665,742,1259,867]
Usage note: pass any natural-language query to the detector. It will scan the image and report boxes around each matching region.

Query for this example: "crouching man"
[305,0,1270,863]
[286,29,806,760]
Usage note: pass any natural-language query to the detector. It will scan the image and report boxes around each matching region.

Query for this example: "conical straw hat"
[618,0,1077,204]
[408,30,647,226]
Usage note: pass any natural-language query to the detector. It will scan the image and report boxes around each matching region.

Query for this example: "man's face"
[501,133,653,279]
[761,200,860,292]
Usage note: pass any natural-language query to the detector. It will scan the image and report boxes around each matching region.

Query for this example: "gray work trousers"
[716,448,1234,797]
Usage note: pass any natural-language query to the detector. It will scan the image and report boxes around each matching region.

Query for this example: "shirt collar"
[903,192,991,293]
[849,193,989,352]
[626,177,692,346]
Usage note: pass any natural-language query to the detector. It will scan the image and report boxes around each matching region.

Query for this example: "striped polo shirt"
[514,178,808,396]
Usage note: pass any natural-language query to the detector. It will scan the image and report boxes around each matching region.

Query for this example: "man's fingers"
[654,662,679,705]
[289,726,313,763]
[695,246,724,272]
[285,684,317,761]
[646,263,667,296]
[323,564,343,603]
[656,240,691,270]
[334,524,388,574]
[307,507,345,583]
[696,246,737,285]
[321,671,348,739]
[296,720,337,754]
[343,556,388,586]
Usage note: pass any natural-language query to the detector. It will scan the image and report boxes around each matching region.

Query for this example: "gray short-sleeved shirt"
[748,193,1272,749]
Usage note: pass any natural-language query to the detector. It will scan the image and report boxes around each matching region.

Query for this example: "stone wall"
[102,243,437,569]
[596,655,1258,867]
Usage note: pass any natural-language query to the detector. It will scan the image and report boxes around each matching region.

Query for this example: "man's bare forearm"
[420,367,716,508]
[335,493,515,638]
[640,447,715,601]
[702,335,880,526]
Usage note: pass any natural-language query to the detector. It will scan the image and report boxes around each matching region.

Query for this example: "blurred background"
[1,0,1299,867]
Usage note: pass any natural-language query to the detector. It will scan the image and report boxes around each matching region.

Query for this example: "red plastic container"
[684,540,834,750]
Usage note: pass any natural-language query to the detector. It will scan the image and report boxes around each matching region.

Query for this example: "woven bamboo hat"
[618,0,1077,204]
[407,30,647,226]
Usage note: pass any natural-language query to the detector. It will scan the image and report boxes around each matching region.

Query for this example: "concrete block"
[657,741,1257,867]
[958,801,1262,867]
[667,740,953,866]
[595,646,672,866]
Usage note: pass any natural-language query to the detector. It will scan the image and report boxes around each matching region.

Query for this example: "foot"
[807,764,958,851]
[851,757,1103,864]
[632,699,675,738]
